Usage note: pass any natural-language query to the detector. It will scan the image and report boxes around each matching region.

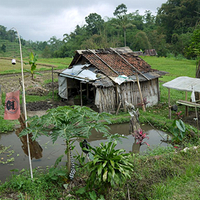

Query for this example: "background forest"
[0,0,200,59]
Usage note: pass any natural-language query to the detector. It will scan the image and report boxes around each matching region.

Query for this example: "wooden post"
[52,66,54,100]
[185,91,188,116]
[136,73,146,112]
[157,78,160,102]
[0,85,2,106]
[80,82,83,106]
[116,101,122,115]
[168,88,171,119]
[86,83,89,100]
[195,106,199,129]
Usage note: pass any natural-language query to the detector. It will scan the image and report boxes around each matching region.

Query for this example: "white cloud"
[1,0,167,41]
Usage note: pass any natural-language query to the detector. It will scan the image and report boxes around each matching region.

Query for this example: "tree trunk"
[124,29,126,47]
[66,140,71,172]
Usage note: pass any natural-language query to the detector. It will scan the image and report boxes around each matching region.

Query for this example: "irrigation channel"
[0,122,170,183]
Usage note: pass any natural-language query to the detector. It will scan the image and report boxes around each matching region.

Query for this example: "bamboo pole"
[185,91,188,116]
[86,83,89,100]
[12,27,33,179]
[195,106,199,129]
[52,66,54,100]
[0,85,2,106]
[116,101,122,115]
[80,82,83,106]
[168,88,171,119]
[136,73,146,112]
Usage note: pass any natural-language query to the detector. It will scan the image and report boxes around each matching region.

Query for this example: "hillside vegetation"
[1,0,199,60]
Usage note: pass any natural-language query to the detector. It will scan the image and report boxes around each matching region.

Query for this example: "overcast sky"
[1,0,167,42]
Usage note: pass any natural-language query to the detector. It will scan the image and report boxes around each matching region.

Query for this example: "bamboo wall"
[117,79,159,108]
[95,78,159,113]
[59,76,159,113]
[95,87,116,113]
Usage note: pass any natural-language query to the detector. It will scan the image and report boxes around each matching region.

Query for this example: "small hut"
[58,47,166,113]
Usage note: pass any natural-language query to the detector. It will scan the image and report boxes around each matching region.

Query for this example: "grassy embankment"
[0,57,71,132]
[1,56,200,199]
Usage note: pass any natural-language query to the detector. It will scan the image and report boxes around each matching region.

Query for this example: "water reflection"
[0,123,169,183]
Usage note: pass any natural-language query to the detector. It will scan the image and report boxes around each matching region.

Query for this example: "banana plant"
[25,52,38,80]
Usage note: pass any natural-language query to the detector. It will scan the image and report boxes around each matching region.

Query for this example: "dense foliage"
[0,0,200,58]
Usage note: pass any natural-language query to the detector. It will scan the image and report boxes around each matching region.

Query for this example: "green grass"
[151,153,200,199]
[142,56,197,82]
[0,57,72,74]
[38,57,72,68]
[142,56,198,105]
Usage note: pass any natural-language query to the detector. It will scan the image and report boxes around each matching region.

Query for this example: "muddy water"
[0,123,169,183]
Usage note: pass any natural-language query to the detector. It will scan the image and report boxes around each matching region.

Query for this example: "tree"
[1,44,6,52]
[20,106,111,174]
[127,10,144,30]
[42,46,51,58]
[113,3,127,17]
[113,4,135,46]
[156,0,199,43]
[185,25,200,58]
[81,34,109,50]
[132,31,151,51]
[85,13,104,35]
[0,25,7,40]
[143,10,155,25]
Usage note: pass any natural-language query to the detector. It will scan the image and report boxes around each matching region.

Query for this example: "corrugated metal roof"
[163,76,200,92]
[59,64,97,82]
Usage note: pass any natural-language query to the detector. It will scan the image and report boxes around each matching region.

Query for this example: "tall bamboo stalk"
[12,27,33,179]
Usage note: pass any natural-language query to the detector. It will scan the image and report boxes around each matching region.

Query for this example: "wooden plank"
[176,100,200,108]
[136,73,146,112]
